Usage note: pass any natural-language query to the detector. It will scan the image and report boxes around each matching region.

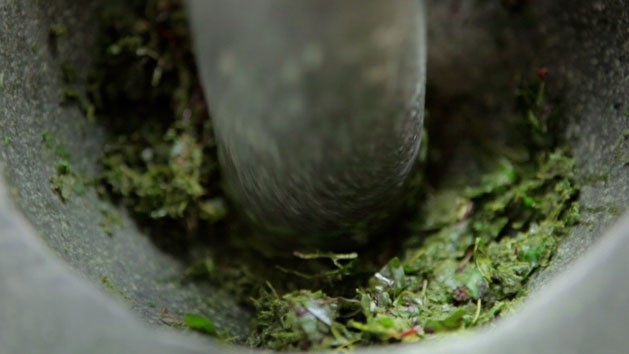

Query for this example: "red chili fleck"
[295,307,308,317]
[452,286,469,302]
[537,67,549,81]
[400,326,423,338]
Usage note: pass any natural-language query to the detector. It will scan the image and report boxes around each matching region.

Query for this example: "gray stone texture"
[0,0,627,353]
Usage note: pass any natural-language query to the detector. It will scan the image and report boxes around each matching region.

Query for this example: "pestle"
[188,0,427,248]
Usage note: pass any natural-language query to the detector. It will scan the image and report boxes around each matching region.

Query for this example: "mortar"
[0,0,628,354]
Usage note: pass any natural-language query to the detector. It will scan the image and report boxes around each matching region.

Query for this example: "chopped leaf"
[184,314,218,336]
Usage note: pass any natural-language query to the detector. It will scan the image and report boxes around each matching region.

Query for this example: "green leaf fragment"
[184,314,218,336]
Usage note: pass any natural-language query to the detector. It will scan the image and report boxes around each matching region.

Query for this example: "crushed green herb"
[42,130,70,160]
[84,0,224,234]
[246,146,578,350]
[51,159,84,202]
[99,204,123,236]
[50,23,68,38]
[61,0,581,351]
[183,313,218,337]
[61,87,96,122]
[100,275,131,303]
[42,131,85,202]
[612,129,629,165]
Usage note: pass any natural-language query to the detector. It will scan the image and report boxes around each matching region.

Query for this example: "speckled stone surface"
[0,0,627,354]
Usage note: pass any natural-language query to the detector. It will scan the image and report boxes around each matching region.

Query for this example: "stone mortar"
[0,0,627,353]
